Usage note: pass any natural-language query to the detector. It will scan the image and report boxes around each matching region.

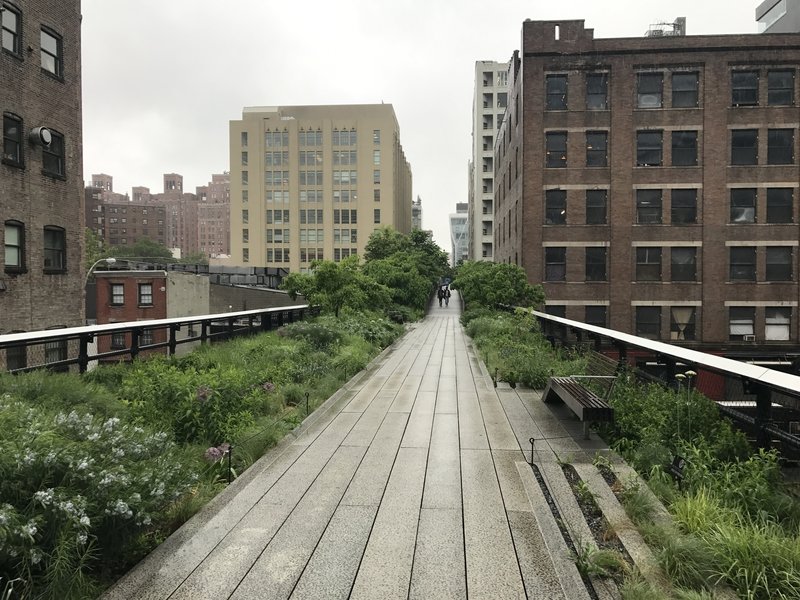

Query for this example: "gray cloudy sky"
[81,0,758,251]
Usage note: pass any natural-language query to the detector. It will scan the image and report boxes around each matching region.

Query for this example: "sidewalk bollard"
[305,391,309,415]
[529,437,535,465]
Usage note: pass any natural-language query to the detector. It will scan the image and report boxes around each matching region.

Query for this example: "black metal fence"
[0,304,316,374]
[532,309,800,460]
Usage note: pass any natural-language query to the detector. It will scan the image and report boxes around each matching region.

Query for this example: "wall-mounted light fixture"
[28,126,52,147]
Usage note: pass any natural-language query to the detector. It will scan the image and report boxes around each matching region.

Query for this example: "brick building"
[85,183,168,249]
[496,20,800,353]
[1,0,84,338]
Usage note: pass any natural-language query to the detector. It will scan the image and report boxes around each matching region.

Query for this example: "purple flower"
[196,385,213,404]
[203,446,223,462]
[262,381,275,393]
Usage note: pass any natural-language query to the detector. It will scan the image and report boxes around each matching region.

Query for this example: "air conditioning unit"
[743,334,756,342]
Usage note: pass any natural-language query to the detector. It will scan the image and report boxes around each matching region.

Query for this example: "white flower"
[129,493,141,503]
[21,521,37,538]
[30,549,42,565]
[112,447,125,458]
[34,489,55,505]
[79,515,91,527]
[87,432,101,442]
[77,532,88,545]
[112,500,130,515]
[102,417,120,432]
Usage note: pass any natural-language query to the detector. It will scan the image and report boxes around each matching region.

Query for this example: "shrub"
[279,321,343,349]
[0,397,198,599]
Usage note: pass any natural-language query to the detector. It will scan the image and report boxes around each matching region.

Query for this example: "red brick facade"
[496,20,800,352]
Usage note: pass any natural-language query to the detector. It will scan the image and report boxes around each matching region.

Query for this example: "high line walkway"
[103,292,614,600]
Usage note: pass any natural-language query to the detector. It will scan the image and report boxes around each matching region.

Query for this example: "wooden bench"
[542,351,619,438]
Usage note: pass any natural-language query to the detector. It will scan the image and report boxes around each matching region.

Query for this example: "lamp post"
[84,257,117,288]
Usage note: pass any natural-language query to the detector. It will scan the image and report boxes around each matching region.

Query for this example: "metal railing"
[0,304,316,374]
[531,310,800,458]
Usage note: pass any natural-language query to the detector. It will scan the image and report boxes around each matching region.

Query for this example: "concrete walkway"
[103,293,614,600]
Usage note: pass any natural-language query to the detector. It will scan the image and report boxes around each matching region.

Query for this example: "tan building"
[228,104,412,271]
[496,19,800,353]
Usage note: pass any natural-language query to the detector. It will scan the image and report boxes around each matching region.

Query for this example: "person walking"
[444,286,451,307]
[437,286,444,307]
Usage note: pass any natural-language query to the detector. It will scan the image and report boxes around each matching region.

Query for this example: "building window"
[636,306,661,340]
[373,149,381,165]
[636,130,663,166]
[636,247,662,281]
[730,189,756,223]
[4,220,24,272]
[730,247,756,281]
[732,70,759,106]
[242,209,249,225]
[636,189,662,224]
[42,130,65,178]
[585,247,607,281]
[637,72,663,108]
[373,169,380,184]
[2,112,23,167]
[241,151,248,166]
[373,129,381,144]
[140,329,154,346]
[671,189,698,224]
[545,189,566,225]
[765,307,791,341]
[545,74,568,110]
[585,305,607,328]
[241,171,248,185]
[729,307,755,340]
[241,131,248,147]
[586,131,608,167]
[768,70,794,106]
[545,132,567,168]
[586,190,607,225]
[110,283,124,305]
[671,131,698,166]
[138,283,153,306]
[671,247,697,282]
[544,247,566,281]
[767,129,794,164]
[670,307,696,341]
[731,129,758,165]
[672,72,699,108]
[40,27,63,78]
[373,208,381,224]
[585,73,608,110]
[1,3,21,55]
[766,246,793,281]
[110,332,126,350]
[242,228,249,243]
[43,226,65,272]
[767,188,793,223]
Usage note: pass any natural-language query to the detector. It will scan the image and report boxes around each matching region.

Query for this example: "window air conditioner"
[743,334,756,342]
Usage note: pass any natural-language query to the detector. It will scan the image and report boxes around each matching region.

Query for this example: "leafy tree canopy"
[451,261,544,309]
[108,238,174,260]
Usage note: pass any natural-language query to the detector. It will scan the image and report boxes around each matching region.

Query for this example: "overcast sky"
[81,1,758,251]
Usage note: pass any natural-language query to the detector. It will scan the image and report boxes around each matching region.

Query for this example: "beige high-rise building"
[228,104,412,271]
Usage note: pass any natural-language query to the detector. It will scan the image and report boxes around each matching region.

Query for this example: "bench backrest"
[577,350,620,401]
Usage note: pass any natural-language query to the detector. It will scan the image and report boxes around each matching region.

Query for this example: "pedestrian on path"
[438,286,444,307]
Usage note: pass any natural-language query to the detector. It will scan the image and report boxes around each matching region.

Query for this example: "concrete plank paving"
[102,293,612,600]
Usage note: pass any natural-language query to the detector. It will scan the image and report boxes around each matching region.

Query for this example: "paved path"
[103,293,612,600]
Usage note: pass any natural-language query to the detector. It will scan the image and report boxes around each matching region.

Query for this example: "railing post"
[130,328,141,361]
[78,333,93,374]
[168,324,179,356]
[201,321,209,345]
[261,311,272,332]
[754,382,773,450]
[227,317,235,340]
[612,340,627,372]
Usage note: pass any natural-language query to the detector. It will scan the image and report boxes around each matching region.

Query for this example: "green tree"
[451,261,544,309]
[108,238,174,260]
[282,256,391,317]
[179,251,209,265]
[84,228,108,269]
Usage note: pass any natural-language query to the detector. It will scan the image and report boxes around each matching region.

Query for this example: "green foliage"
[280,321,343,349]
[451,261,544,309]
[0,397,197,599]
[0,371,125,418]
[619,481,656,526]
[108,237,174,260]
[573,541,628,580]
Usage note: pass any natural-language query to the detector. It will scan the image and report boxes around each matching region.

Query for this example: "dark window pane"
[671,130,698,166]
[671,247,697,282]
[672,72,699,107]
[768,129,794,165]
[636,306,661,339]
[637,73,663,108]
[729,306,755,340]
[730,247,756,281]
[671,189,697,224]
[636,247,662,281]
[637,131,663,166]
[43,227,65,271]
[546,75,568,110]
[585,247,607,281]
[586,190,607,225]
[730,189,757,223]
[545,247,566,281]
[42,131,65,177]
[586,131,608,167]
[768,70,794,106]
[585,305,607,328]
[731,129,758,165]
[636,189,662,224]
[767,188,793,223]
[545,189,566,225]
[732,71,759,106]
[2,113,23,166]
[546,132,567,168]
[766,246,793,281]
[586,73,608,110]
